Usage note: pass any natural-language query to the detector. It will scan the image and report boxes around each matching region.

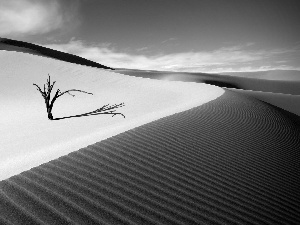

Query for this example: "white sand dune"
[0,50,224,181]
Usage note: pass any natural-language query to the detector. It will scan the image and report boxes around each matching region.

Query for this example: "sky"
[0,0,299,73]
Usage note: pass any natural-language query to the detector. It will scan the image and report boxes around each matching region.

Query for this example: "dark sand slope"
[228,88,300,116]
[1,91,300,224]
[0,38,113,70]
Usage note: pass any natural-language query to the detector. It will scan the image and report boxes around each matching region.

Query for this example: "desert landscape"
[1,37,300,225]
[1,0,300,224]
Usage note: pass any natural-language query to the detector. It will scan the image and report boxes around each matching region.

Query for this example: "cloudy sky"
[1,0,299,72]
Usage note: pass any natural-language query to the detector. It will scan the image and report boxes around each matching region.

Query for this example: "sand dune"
[1,40,300,224]
[227,88,300,116]
[114,68,300,117]
[0,50,223,181]
[114,69,300,95]
[0,38,113,70]
[1,90,300,224]
[220,70,300,81]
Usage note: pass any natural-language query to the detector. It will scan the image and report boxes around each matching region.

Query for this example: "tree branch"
[33,83,46,98]
[57,89,93,98]
[53,103,125,120]
[49,89,60,111]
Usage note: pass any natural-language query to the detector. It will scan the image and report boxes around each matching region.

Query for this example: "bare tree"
[33,74,125,120]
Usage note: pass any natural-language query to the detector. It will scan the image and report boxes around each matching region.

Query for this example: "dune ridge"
[0,38,113,70]
[114,69,300,95]
[1,90,300,224]
[115,68,300,117]
[220,70,300,81]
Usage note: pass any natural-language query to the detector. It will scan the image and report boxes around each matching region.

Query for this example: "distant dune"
[114,68,300,95]
[220,70,300,81]
[114,68,300,115]
[0,37,113,70]
[1,90,299,224]
[1,39,300,224]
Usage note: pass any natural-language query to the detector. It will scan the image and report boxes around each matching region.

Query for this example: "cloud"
[0,0,78,36]
[161,37,178,44]
[136,46,149,52]
[44,40,300,72]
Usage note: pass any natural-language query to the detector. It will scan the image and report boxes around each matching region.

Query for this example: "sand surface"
[0,50,224,181]
[1,90,299,224]
[227,88,300,116]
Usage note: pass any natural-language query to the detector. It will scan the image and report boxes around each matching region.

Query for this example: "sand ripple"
[1,90,300,224]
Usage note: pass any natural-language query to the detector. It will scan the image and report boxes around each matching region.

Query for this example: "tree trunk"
[48,112,53,120]
[47,106,53,120]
